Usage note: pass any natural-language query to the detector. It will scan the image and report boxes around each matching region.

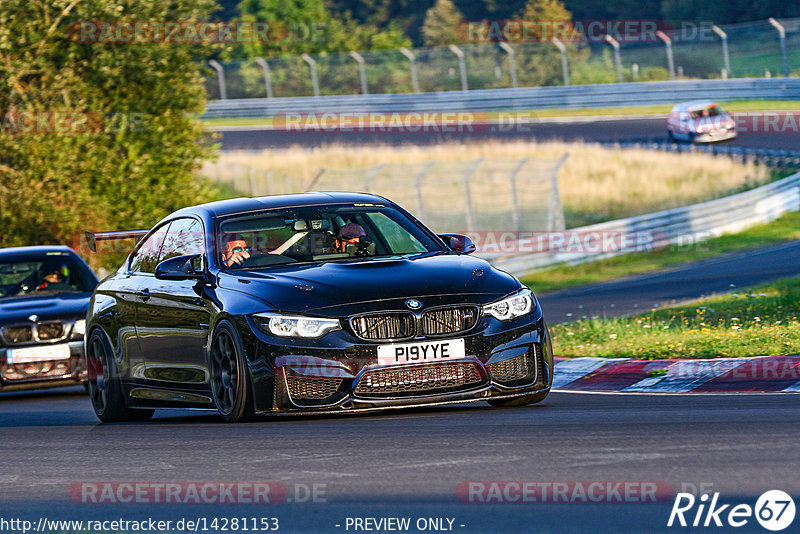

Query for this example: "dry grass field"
[206,141,771,227]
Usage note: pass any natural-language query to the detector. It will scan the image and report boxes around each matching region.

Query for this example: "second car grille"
[3,326,33,344]
[350,306,479,341]
[37,322,65,341]
[350,313,416,341]
[1,322,66,344]
[286,376,342,400]
[488,346,539,385]
[354,361,484,397]
[422,306,479,336]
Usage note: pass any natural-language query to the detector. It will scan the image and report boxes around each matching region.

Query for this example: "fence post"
[551,38,570,86]
[303,168,326,192]
[462,158,482,233]
[363,164,384,192]
[656,30,675,80]
[768,18,790,78]
[448,44,468,91]
[400,47,420,93]
[604,35,623,83]
[498,42,518,89]
[208,60,227,100]
[711,25,731,79]
[547,154,569,232]
[508,157,529,233]
[254,57,273,99]
[349,51,368,95]
[415,161,434,219]
[301,53,320,97]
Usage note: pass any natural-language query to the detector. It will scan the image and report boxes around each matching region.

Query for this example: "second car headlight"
[253,313,340,338]
[73,319,86,336]
[483,289,535,321]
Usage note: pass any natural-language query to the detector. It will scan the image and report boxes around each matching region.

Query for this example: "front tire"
[210,320,255,423]
[87,329,154,423]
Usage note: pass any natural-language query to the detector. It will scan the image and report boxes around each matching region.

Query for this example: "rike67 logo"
[668,490,796,531]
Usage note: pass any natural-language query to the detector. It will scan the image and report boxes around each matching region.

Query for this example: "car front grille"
[488,346,539,385]
[421,306,479,336]
[37,322,64,340]
[3,326,33,344]
[350,312,416,341]
[350,306,479,341]
[286,376,342,400]
[1,322,65,344]
[354,361,484,397]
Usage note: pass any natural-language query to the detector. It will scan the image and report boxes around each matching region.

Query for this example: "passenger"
[335,223,367,253]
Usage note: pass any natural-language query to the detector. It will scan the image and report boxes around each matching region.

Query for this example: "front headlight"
[483,289,535,321]
[253,313,340,338]
[73,319,86,336]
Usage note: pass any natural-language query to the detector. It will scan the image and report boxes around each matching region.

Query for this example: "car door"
[135,217,212,391]
[118,223,169,384]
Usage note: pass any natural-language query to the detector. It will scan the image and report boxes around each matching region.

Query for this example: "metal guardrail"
[488,171,800,277]
[203,78,800,119]
[600,142,800,169]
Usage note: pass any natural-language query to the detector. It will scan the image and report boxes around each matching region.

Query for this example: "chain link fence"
[204,156,568,234]
[204,18,800,100]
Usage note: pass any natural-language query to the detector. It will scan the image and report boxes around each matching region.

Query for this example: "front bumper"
[694,129,737,143]
[238,311,551,414]
[0,340,86,391]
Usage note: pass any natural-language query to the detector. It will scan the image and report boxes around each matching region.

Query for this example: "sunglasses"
[231,246,252,254]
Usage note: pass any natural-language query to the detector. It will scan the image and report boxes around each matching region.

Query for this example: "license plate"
[377,339,465,366]
[6,344,71,364]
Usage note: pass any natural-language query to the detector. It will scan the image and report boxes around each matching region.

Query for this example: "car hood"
[0,292,91,324]
[218,253,521,315]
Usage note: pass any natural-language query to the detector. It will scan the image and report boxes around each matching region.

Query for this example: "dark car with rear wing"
[83,192,553,422]
[0,246,98,392]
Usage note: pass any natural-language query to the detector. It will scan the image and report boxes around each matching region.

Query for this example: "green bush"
[0,0,223,269]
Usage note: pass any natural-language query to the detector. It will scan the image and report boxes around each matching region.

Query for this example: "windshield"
[217,203,444,270]
[0,253,97,299]
[690,105,722,119]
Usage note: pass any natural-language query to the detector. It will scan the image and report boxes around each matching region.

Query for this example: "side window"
[159,218,205,262]
[129,225,168,274]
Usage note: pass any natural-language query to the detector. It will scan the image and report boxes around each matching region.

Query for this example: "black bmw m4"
[85,192,553,422]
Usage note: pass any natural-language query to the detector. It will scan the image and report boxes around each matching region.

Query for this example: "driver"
[221,236,251,267]
[335,223,367,254]
[35,265,69,291]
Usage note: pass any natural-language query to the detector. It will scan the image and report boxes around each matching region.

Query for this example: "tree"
[422,0,465,46]
[235,0,409,57]
[0,0,220,267]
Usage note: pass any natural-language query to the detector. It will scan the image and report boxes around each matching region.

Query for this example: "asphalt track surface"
[538,239,800,324]
[218,117,800,150]
[1,387,799,533]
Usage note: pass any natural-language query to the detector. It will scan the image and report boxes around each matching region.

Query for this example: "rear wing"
[85,229,149,253]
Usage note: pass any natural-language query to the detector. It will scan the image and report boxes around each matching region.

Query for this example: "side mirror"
[155,254,205,281]
[439,233,476,255]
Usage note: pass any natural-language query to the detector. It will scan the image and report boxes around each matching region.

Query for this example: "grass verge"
[549,276,800,359]
[523,211,800,294]
[201,100,799,128]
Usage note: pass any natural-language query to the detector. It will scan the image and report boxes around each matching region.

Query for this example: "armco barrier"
[487,171,800,277]
[203,78,800,119]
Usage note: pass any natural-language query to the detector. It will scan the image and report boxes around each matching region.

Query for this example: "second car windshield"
[217,204,444,270]
[0,254,96,299]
